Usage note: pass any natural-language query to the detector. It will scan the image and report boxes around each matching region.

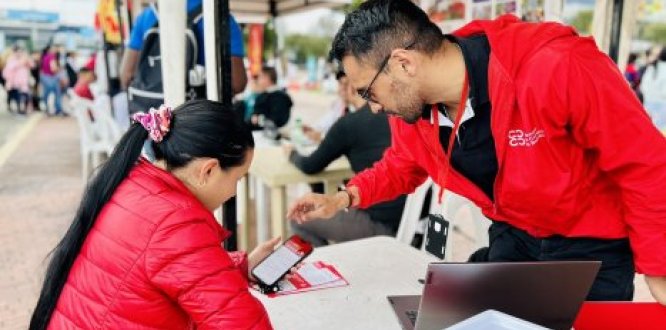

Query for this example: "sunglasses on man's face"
[357,40,417,103]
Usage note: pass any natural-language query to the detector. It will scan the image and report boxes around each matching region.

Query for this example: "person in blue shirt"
[120,0,247,95]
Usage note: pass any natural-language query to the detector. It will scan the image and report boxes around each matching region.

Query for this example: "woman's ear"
[198,158,219,185]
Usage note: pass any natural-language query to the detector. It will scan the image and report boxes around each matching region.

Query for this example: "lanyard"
[433,72,469,203]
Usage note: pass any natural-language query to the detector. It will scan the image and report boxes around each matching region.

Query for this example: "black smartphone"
[251,235,314,287]
[425,214,450,259]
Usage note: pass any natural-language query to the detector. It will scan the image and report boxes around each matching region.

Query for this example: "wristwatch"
[338,186,354,212]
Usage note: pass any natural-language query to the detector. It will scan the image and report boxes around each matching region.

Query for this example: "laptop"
[388,261,601,330]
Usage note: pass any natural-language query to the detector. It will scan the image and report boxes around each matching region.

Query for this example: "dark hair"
[260,66,278,84]
[29,100,254,330]
[627,53,638,65]
[335,70,346,80]
[330,0,444,68]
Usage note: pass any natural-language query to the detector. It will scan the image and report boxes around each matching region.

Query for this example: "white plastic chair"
[395,178,492,261]
[428,186,492,261]
[395,178,434,245]
[68,90,120,180]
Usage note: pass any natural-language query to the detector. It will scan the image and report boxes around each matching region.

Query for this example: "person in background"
[640,47,666,130]
[301,71,351,143]
[0,46,13,92]
[40,44,65,116]
[2,44,34,115]
[64,51,78,89]
[284,86,407,246]
[289,0,666,304]
[72,68,96,101]
[29,100,274,330]
[120,0,247,95]
[249,66,293,130]
[234,75,261,123]
[29,51,42,112]
[624,53,643,103]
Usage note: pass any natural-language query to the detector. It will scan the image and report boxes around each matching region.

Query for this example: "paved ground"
[0,90,655,329]
[0,113,82,329]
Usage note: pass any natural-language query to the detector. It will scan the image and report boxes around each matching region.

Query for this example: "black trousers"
[483,221,635,301]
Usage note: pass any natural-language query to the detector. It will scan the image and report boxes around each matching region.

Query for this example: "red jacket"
[349,16,666,275]
[49,159,272,329]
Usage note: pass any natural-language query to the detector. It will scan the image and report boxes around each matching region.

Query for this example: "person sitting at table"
[300,71,352,143]
[30,100,275,329]
[248,66,293,131]
[283,90,407,247]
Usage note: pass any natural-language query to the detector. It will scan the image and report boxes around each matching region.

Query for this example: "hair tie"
[132,105,173,142]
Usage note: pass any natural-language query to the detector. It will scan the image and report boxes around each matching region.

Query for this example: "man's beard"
[387,79,423,124]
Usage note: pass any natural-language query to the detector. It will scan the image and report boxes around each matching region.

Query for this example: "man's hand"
[248,236,282,281]
[282,143,294,157]
[645,275,666,306]
[287,192,349,223]
[304,130,322,143]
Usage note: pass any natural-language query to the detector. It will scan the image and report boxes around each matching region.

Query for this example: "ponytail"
[29,124,148,330]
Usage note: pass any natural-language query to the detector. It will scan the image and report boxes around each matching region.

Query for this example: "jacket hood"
[453,15,579,77]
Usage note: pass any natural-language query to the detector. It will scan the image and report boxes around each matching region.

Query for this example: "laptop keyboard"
[405,310,418,325]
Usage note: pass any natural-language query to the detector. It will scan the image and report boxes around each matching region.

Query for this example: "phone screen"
[252,235,313,286]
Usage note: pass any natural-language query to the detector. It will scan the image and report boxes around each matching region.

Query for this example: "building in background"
[0,0,97,51]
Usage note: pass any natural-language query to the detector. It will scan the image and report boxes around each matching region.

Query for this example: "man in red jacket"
[288,0,666,304]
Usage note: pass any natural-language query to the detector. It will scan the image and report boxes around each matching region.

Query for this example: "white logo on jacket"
[508,129,545,147]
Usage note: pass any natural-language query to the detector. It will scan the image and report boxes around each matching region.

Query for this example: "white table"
[238,144,354,250]
[255,237,438,330]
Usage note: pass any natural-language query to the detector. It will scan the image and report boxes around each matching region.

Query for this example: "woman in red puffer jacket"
[30,100,275,329]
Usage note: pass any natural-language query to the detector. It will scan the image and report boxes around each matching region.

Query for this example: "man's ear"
[391,48,416,77]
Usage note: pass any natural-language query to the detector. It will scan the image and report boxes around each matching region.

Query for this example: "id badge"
[425,214,450,259]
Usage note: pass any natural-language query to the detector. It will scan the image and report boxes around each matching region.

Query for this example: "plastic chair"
[427,186,491,261]
[68,90,119,180]
[395,178,434,245]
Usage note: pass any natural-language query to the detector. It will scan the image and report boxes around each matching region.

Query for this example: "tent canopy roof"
[231,0,350,22]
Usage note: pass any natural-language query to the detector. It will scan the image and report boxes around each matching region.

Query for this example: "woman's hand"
[247,236,282,281]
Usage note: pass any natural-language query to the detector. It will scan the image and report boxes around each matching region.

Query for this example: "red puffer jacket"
[349,15,666,275]
[49,159,272,329]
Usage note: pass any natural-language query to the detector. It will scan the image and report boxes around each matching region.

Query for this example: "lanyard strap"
[434,72,469,203]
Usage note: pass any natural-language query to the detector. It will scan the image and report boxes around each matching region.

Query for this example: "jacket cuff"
[346,180,369,209]
[229,251,250,282]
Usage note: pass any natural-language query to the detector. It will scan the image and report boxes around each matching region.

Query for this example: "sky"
[281,8,344,35]
[0,0,97,27]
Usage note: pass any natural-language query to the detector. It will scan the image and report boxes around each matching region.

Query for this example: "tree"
[284,34,332,64]
[642,23,666,44]
[570,10,593,35]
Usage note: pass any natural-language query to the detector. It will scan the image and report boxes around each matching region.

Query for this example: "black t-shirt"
[431,34,499,201]
[289,105,407,231]
[252,89,293,129]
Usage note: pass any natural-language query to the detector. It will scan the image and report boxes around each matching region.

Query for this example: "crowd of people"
[0,43,97,117]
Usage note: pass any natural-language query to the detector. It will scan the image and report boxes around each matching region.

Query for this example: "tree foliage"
[284,34,332,63]
[570,10,593,35]
[642,23,666,44]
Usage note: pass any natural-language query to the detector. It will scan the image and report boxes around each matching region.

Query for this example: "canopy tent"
[230,0,350,22]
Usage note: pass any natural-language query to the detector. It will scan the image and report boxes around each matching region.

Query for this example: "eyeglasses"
[358,40,417,103]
